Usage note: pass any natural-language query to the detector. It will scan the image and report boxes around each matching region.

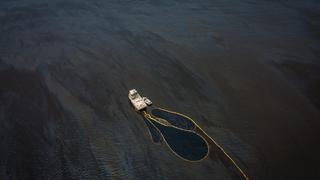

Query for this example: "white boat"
[128,89,149,111]
[143,97,152,106]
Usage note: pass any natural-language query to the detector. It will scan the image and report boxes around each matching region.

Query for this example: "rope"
[144,108,249,180]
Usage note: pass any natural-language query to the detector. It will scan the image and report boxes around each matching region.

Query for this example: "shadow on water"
[143,114,209,161]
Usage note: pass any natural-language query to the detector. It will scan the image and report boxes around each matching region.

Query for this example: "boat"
[143,97,152,106]
[128,89,152,111]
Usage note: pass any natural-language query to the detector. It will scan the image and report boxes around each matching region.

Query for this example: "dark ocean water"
[0,0,320,179]
[143,117,162,143]
[144,116,209,162]
[151,108,195,130]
